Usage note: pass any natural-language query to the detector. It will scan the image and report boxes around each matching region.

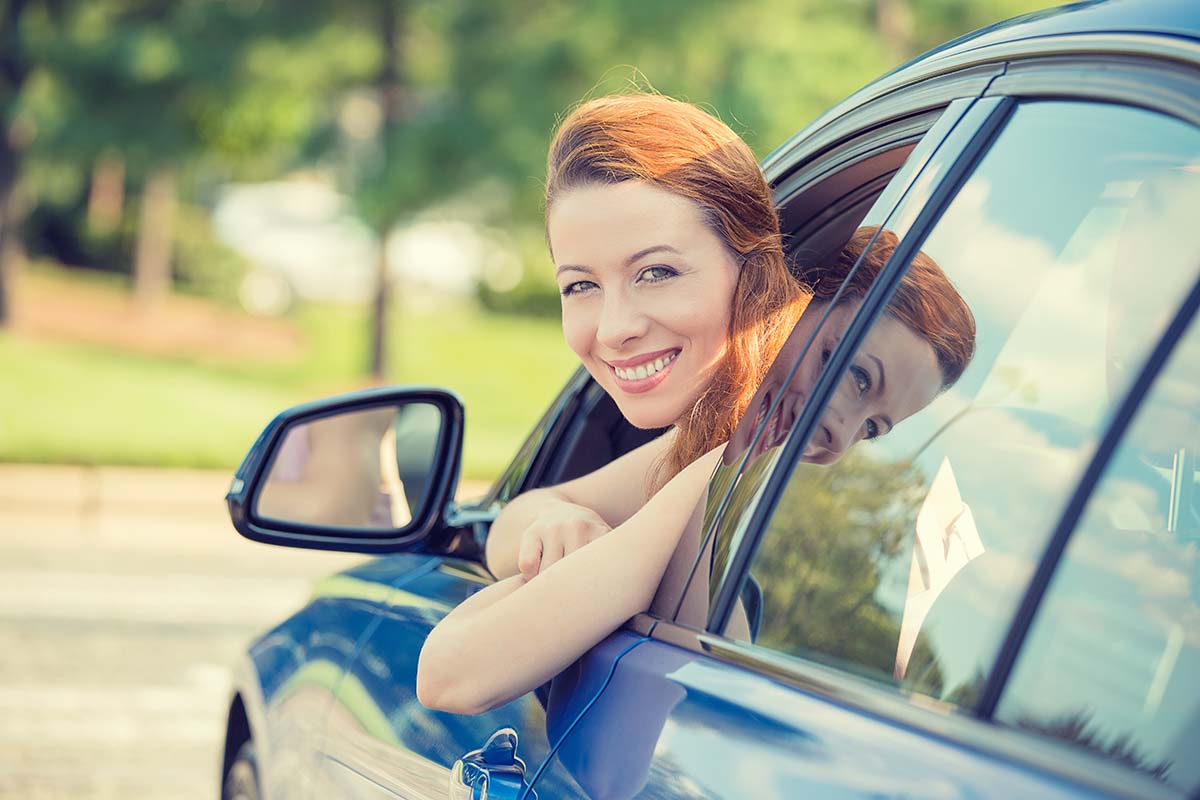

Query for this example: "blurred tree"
[17,0,373,306]
[6,0,1058,357]
[752,452,928,677]
[0,0,51,329]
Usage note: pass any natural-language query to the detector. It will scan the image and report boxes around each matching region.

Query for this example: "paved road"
[0,464,490,800]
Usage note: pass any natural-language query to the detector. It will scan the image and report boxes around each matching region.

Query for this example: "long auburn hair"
[546,93,808,487]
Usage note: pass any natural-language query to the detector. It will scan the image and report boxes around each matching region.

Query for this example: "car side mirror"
[227,386,464,552]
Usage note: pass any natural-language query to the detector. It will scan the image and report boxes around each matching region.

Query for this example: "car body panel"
[313,557,598,799]
[531,636,1121,800]
[236,555,436,799]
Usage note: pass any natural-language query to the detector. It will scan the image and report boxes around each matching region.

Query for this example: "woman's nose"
[820,407,859,457]
[596,294,650,349]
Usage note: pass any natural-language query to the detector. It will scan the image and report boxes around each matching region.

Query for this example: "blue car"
[220,2,1200,798]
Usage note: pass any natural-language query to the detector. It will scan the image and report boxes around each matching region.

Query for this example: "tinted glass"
[995,310,1200,792]
[734,102,1200,702]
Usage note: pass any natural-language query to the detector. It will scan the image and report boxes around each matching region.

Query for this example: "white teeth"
[613,351,678,381]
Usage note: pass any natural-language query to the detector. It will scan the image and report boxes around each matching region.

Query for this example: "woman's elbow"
[417,636,493,715]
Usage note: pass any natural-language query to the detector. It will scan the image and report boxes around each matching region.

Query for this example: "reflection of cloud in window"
[917,408,1087,556]
[1084,477,1166,531]
[1069,531,1192,603]
[922,179,1060,325]
[921,180,1118,426]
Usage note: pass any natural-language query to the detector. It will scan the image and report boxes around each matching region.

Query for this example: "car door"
[306,349,667,798]
[519,69,1004,798]
[528,49,1200,799]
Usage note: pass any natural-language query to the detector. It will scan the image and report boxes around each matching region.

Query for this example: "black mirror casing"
[226,385,464,553]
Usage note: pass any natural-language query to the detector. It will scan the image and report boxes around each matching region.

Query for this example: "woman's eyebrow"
[625,244,682,265]
[868,353,887,396]
[557,244,683,277]
[867,353,895,433]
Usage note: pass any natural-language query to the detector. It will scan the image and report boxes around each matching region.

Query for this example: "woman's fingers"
[515,514,613,581]
[517,534,544,581]
[538,537,566,575]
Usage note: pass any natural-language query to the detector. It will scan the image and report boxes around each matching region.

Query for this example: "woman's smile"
[607,348,681,393]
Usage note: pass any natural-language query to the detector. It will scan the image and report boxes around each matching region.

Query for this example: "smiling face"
[548,181,741,429]
[735,301,944,466]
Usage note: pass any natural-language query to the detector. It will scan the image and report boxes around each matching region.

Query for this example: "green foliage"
[751,451,928,679]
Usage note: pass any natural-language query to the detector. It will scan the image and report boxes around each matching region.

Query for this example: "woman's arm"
[483,430,673,579]
[418,444,720,715]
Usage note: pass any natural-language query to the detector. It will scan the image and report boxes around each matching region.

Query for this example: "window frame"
[632,95,994,638]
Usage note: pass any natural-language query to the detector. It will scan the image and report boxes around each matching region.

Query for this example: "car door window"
[647,96,989,625]
[724,101,1200,708]
[994,308,1200,793]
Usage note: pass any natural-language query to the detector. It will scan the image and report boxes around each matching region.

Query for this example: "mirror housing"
[226,386,464,552]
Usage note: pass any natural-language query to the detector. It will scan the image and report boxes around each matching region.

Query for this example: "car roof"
[911,0,1200,68]
[762,0,1200,174]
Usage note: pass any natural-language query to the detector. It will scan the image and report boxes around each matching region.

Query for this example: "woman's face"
[548,181,740,429]
[734,302,944,466]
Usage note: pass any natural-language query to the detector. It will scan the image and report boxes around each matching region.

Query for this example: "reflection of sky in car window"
[999,315,1200,790]
[879,103,1200,784]
[831,103,1198,730]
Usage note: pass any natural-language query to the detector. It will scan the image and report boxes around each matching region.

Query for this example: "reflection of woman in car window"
[417,96,974,714]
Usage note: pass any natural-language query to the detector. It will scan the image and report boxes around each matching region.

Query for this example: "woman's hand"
[517,502,612,580]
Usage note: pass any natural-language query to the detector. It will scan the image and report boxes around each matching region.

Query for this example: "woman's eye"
[561,280,598,297]
[850,365,872,396]
[865,419,881,440]
[639,266,677,283]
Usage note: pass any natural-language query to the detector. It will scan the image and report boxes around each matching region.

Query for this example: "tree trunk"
[0,0,31,330]
[369,243,391,381]
[0,132,18,329]
[876,0,914,63]
[87,153,125,233]
[369,2,403,382]
[133,167,176,310]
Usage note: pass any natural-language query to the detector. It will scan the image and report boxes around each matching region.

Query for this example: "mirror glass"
[254,401,444,531]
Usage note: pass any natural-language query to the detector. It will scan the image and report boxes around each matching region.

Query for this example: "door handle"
[449,727,536,800]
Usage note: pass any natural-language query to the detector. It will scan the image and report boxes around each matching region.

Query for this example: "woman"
[417,95,972,714]
[483,93,807,584]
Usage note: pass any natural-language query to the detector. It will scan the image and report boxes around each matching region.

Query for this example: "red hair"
[798,226,975,389]
[547,94,808,485]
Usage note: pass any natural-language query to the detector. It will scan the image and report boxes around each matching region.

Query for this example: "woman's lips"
[608,349,680,395]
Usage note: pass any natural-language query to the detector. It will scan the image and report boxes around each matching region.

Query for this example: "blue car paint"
[532,637,1115,800]
[913,0,1200,65]
[243,554,437,797]
[313,555,590,798]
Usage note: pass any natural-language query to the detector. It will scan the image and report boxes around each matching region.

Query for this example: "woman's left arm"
[417,446,721,715]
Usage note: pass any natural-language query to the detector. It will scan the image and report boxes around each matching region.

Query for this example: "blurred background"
[0,0,1055,797]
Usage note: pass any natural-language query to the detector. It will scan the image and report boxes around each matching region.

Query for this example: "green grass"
[0,288,578,480]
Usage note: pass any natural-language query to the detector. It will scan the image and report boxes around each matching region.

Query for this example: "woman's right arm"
[484,430,674,580]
